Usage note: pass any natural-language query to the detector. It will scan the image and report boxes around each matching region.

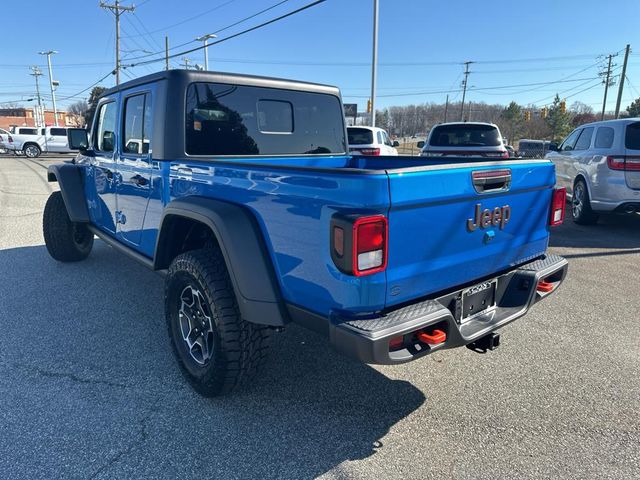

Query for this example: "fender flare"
[155,197,288,327]
[47,163,90,223]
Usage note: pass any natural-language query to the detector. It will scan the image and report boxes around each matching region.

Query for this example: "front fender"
[47,163,90,223]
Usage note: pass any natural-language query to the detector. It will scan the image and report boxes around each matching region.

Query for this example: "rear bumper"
[291,254,568,365]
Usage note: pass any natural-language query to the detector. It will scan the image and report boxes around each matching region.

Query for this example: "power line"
[125,0,327,68]
[122,0,237,38]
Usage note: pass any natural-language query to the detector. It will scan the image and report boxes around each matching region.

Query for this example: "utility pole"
[100,1,135,85]
[165,36,170,71]
[615,44,631,119]
[29,66,44,127]
[195,33,217,71]
[181,58,193,70]
[444,94,449,122]
[600,54,615,120]
[460,61,473,121]
[39,50,59,126]
[370,0,379,127]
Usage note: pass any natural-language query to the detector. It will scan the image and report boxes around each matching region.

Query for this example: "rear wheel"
[23,143,41,158]
[165,248,271,396]
[43,191,94,261]
[572,178,599,225]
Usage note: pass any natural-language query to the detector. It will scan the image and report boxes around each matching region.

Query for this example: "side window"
[595,127,615,148]
[95,102,117,152]
[123,94,144,154]
[560,129,581,151]
[50,128,67,137]
[376,131,383,145]
[574,127,594,151]
[383,132,393,146]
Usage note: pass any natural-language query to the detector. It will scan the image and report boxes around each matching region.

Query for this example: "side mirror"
[548,142,559,152]
[417,141,425,149]
[392,140,400,147]
[67,128,89,152]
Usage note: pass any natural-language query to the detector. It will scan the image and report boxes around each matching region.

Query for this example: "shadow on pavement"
[549,213,640,251]
[0,242,426,479]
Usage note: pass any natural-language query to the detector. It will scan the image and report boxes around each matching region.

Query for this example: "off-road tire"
[43,191,94,262]
[165,248,271,396]
[23,143,41,158]
[572,178,599,225]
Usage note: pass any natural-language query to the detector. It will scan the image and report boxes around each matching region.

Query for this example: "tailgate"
[385,160,556,307]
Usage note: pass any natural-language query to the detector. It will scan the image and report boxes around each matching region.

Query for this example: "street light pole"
[370,0,379,127]
[39,50,59,126]
[195,33,217,71]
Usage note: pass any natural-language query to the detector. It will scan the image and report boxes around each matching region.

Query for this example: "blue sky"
[2,0,639,113]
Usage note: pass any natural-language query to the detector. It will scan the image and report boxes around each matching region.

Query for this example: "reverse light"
[550,187,566,226]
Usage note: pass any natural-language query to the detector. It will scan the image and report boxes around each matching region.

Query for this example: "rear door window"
[376,131,384,145]
[348,128,373,145]
[20,128,37,135]
[625,122,640,150]
[122,93,152,154]
[429,124,501,147]
[50,128,67,137]
[186,82,346,156]
[573,127,594,150]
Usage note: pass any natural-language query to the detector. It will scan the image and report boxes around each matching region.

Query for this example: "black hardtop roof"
[102,69,341,98]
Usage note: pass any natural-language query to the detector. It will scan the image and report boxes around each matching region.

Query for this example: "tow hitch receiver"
[467,332,500,353]
[417,328,447,345]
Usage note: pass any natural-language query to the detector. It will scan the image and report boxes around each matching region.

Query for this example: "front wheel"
[43,191,94,262]
[165,248,271,396]
[572,179,599,225]
[23,143,41,158]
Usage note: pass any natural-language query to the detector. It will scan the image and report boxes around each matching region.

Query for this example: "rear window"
[348,128,374,145]
[429,124,501,147]
[625,122,640,150]
[185,82,346,156]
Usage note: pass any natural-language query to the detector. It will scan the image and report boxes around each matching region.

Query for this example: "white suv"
[418,122,508,159]
[347,126,398,156]
[545,118,640,224]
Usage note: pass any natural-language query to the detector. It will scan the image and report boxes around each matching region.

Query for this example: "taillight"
[483,151,509,158]
[550,187,566,226]
[353,216,387,275]
[331,214,388,276]
[359,148,380,156]
[607,155,640,171]
[607,155,625,170]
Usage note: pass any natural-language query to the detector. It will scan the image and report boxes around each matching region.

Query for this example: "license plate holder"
[461,280,497,322]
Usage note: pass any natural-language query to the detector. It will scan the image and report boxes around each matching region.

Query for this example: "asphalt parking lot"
[0,154,638,479]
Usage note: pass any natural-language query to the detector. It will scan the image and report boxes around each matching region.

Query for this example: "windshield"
[348,128,374,145]
[429,124,501,147]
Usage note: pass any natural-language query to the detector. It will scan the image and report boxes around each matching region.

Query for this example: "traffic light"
[560,100,566,113]
[524,110,531,121]
[366,99,372,113]
[540,107,548,119]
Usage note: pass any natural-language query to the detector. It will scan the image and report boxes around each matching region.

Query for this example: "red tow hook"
[417,329,446,345]
[537,279,556,293]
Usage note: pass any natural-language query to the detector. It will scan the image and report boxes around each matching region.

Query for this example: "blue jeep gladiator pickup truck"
[44,70,568,396]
